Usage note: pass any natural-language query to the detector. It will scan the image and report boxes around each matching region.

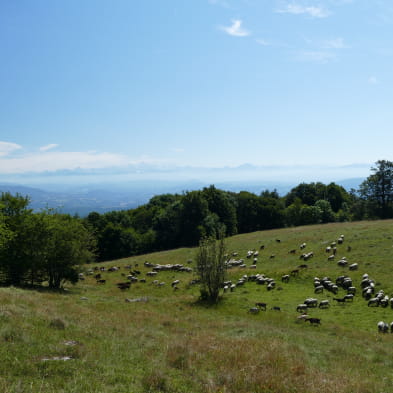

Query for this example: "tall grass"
[1,220,393,392]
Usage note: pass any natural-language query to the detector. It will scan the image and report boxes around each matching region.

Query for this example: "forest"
[0,159,392,287]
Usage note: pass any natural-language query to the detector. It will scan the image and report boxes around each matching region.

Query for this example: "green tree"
[179,191,210,246]
[284,198,303,227]
[315,200,336,223]
[359,160,393,218]
[0,193,33,285]
[202,186,237,236]
[236,191,261,233]
[44,213,95,289]
[196,233,226,303]
[299,205,322,225]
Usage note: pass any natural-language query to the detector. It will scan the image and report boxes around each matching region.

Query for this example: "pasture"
[2,220,393,392]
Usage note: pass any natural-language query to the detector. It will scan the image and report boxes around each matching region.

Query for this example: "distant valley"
[0,177,364,216]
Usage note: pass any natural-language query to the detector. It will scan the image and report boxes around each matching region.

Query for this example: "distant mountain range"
[0,177,364,216]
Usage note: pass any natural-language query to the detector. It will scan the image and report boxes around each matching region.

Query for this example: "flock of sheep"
[223,233,393,333]
[80,232,393,334]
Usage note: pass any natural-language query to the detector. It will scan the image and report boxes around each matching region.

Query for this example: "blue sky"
[1,0,392,184]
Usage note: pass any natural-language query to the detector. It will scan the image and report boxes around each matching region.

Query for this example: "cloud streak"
[276,3,330,18]
[219,19,250,37]
[0,142,136,174]
[295,50,336,63]
[323,37,348,49]
[0,141,22,157]
[39,144,59,152]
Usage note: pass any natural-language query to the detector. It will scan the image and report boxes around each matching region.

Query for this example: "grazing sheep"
[281,274,290,283]
[314,285,324,294]
[378,321,389,333]
[368,298,380,307]
[171,279,180,287]
[305,318,321,326]
[296,304,308,313]
[304,298,318,308]
[327,255,335,261]
[380,296,389,308]
[342,278,353,289]
[347,286,357,295]
[117,282,131,290]
[349,263,358,271]
[255,302,267,311]
[249,307,260,314]
[267,282,276,291]
[271,306,281,311]
[300,242,307,250]
[319,300,330,308]
[343,294,354,302]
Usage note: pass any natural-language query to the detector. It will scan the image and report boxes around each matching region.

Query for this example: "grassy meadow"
[2,220,393,392]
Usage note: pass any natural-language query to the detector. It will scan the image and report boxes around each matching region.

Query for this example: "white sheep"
[378,321,389,333]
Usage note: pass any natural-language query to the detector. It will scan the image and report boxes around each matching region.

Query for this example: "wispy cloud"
[323,37,348,49]
[368,76,379,85]
[0,151,132,174]
[295,50,336,63]
[276,3,331,18]
[219,19,250,37]
[39,143,59,152]
[0,141,22,157]
[255,39,271,46]
[208,0,231,8]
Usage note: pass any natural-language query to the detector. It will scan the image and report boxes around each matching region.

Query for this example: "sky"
[1,0,393,186]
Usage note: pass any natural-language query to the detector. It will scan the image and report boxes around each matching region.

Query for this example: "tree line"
[84,160,393,261]
[0,159,392,288]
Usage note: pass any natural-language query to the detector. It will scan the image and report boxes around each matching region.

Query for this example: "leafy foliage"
[196,234,226,303]
[359,159,393,218]
[0,193,95,288]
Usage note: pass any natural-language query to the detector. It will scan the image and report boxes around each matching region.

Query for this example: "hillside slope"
[1,220,393,392]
